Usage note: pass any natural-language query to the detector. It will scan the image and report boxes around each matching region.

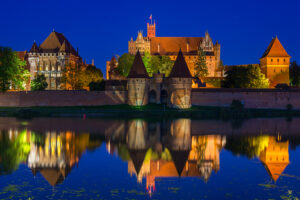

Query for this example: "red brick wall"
[0,91,127,107]
[192,88,300,109]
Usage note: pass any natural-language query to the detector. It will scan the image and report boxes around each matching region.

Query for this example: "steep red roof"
[127,51,149,78]
[150,37,203,55]
[261,37,290,58]
[169,50,192,78]
[39,31,77,55]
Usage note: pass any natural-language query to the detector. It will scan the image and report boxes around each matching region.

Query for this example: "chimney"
[92,59,95,66]
[186,42,189,53]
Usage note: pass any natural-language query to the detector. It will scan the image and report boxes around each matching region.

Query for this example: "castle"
[27,30,84,90]
[107,19,222,80]
[126,49,192,108]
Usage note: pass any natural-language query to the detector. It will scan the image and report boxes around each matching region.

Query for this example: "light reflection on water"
[0,118,299,199]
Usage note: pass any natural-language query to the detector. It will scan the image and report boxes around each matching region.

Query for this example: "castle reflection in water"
[0,119,291,195]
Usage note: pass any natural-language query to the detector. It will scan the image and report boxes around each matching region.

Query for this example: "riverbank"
[0,104,298,119]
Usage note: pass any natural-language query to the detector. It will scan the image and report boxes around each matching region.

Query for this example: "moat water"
[0,117,299,200]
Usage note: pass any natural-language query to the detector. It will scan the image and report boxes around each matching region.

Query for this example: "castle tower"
[260,36,291,87]
[127,51,150,106]
[147,21,156,38]
[168,50,193,109]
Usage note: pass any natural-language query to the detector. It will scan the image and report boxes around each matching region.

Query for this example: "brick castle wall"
[1,89,300,109]
[0,91,127,107]
[192,88,300,109]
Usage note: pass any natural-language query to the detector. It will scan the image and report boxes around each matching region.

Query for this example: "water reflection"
[0,118,297,195]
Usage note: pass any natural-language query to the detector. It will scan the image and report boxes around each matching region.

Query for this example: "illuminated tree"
[225,135,269,158]
[195,47,208,78]
[116,53,135,77]
[159,56,174,77]
[222,65,269,88]
[81,65,103,89]
[0,47,29,92]
[31,74,48,91]
[61,63,84,90]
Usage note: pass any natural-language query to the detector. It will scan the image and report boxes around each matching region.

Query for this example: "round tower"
[168,50,193,109]
[127,51,150,106]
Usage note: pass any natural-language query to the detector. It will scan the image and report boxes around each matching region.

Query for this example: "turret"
[127,51,150,106]
[168,50,193,109]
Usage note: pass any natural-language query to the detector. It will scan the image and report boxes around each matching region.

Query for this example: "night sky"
[1,0,299,75]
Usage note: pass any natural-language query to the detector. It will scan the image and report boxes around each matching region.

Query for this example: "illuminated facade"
[27,30,83,90]
[260,36,291,87]
[127,50,192,108]
[126,19,222,78]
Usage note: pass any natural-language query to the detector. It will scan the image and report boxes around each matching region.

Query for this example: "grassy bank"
[0,104,299,119]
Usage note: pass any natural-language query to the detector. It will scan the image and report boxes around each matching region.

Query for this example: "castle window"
[277,59,280,62]
[271,59,273,62]
[284,59,286,62]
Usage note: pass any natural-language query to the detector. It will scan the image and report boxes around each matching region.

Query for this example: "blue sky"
[0,0,299,74]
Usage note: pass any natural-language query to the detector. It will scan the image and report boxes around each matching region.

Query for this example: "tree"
[159,56,174,77]
[195,47,208,78]
[81,65,103,88]
[222,65,269,88]
[290,61,300,86]
[116,53,134,77]
[61,63,84,90]
[31,74,48,91]
[0,47,29,92]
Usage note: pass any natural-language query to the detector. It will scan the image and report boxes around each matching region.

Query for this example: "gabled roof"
[127,51,149,78]
[39,31,77,55]
[169,50,192,78]
[261,37,290,58]
[30,42,39,53]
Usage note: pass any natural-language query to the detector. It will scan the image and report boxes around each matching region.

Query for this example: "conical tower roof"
[261,37,290,58]
[30,41,39,52]
[169,149,190,176]
[127,51,149,78]
[169,50,192,78]
[129,149,147,174]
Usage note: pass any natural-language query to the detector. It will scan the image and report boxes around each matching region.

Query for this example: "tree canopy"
[31,74,48,91]
[222,65,269,88]
[0,47,29,92]
[61,64,103,90]
[116,53,174,77]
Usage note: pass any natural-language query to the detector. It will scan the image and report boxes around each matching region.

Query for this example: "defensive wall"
[192,88,300,109]
[0,89,300,109]
[0,90,127,107]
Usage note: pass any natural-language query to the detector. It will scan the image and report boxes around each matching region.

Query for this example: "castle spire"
[169,50,192,78]
[127,51,149,78]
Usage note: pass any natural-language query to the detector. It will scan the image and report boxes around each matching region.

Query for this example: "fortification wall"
[1,89,300,109]
[0,91,127,107]
[192,88,300,109]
